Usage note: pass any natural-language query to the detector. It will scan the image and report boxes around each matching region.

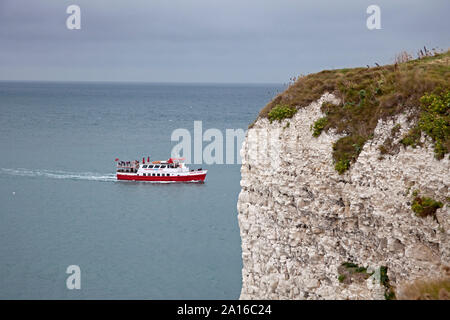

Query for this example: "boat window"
[142,165,148,168]
[160,165,166,168]
[143,173,146,176]
[154,165,160,168]
[148,165,154,168]
[152,173,155,176]
[157,174,160,176]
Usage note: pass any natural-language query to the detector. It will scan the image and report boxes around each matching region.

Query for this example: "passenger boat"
[115,157,207,182]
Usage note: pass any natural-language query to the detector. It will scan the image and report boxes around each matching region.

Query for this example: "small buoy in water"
[12,192,15,195]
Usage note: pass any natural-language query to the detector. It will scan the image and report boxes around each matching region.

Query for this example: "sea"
[0,81,283,299]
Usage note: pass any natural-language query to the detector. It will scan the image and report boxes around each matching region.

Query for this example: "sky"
[0,0,449,83]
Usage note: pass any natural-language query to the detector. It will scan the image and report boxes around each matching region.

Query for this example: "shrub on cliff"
[334,159,350,175]
[400,91,450,159]
[411,196,443,218]
[267,104,297,123]
[311,116,328,137]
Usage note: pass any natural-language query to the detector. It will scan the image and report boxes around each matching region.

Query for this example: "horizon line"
[0,79,285,86]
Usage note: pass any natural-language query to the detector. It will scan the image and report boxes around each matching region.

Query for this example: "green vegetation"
[411,196,443,218]
[332,135,366,174]
[334,160,350,174]
[341,262,358,268]
[267,104,297,123]
[341,262,370,274]
[256,50,450,172]
[311,116,328,137]
[380,266,396,300]
[400,92,450,159]
[337,262,373,284]
[400,127,422,148]
[379,266,389,286]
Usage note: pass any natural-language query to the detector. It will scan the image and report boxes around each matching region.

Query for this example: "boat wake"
[0,168,116,182]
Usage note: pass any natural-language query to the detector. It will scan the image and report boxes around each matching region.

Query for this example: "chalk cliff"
[237,86,449,299]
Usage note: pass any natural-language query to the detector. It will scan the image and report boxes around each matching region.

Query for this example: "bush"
[335,159,350,174]
[420,91,449,114]
[311,117,328,137]
[267,104,297,123]
[411,196,443,218]
[400,92,450,159]
[417,92,450,159]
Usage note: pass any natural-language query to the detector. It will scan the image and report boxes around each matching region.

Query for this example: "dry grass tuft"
[397,277,450,300]
[395,51,413,64]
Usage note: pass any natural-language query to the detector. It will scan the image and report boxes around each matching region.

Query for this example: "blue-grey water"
[0,81,282,299]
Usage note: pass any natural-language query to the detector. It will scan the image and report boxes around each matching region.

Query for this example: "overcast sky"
[0,0,448,83]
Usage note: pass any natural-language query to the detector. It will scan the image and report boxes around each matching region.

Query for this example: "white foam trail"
[0,168,116,182]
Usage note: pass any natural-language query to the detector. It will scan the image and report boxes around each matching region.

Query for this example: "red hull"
[117,173,206,182]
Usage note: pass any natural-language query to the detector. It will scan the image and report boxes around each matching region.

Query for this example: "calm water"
[0,81,282,299]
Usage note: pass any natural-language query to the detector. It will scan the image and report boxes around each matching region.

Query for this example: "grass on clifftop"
[255,49,450,173]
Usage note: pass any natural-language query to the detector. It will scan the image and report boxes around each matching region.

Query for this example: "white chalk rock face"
[238,93,449,300]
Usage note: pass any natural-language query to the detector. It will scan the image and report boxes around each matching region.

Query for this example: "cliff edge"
[238,51,450,299]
